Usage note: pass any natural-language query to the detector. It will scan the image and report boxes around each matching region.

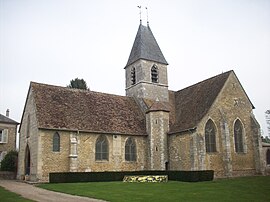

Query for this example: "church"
[17,21,264,182]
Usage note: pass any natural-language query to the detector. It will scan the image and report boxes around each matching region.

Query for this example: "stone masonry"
[168,73,263,177]
[125,60,169,102]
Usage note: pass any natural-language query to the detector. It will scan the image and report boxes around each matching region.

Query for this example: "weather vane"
[145,7,149,25]
[137,6,142,23]
[137,6,149,25]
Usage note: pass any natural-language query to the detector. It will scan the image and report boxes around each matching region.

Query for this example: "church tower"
[125,22,169,102]
[125,22,170,170]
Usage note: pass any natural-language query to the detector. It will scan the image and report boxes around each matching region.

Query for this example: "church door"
[165,161,169,170]
[267,149,270,165]
[25,145,31,175]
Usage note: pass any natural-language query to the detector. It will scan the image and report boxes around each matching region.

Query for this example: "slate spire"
[125,24,168,67]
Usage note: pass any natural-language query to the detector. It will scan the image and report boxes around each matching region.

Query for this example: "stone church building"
[17,22,264,182]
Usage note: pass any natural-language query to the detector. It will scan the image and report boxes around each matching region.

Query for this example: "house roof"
[262,142,270,147]
[0,114,19,125]
[125,23,168,67]
[169,71,233,133]
[30,82,146,136]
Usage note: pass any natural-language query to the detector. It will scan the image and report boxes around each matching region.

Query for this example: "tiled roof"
[169,71,232,133]
[143,99,170,113]
[0,114,19,125]
[262,142,270,147]
[31,82,146,136]
[125,24,168,67]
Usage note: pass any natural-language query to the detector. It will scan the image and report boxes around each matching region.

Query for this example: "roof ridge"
[175,70,233,93]
[0,114,19,125]
[31,81,127,99]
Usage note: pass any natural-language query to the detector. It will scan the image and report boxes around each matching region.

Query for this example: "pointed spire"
[125,24,168,67]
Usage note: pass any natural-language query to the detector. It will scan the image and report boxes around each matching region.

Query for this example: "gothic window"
[125,137,137,161]
[131,67,136,85]
[95,135,109,161]
[53,132,60,152]
[151,65,158,83]
[234,119,244,153]
[267,149,270,165]
[26,115,30,138]
[205,119,217,153]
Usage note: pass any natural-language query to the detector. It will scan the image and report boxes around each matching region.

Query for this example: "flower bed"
[123,175,168,183]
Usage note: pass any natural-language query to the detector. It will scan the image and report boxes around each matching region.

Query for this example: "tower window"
[131,67,136,85]
[151,65,158,83]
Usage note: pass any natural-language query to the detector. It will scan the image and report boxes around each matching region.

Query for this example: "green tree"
[262,136,270,143]
[0,150,18,171]
[67,78,90,90]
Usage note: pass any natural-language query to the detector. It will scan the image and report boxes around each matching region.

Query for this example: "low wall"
[0,171,16,180]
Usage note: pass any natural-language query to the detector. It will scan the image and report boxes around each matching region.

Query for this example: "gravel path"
[0,180,106,202]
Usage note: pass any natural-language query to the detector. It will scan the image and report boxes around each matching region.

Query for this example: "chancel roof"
[169,71,233,134]
[125,23,168,67]
[30,82,146,136]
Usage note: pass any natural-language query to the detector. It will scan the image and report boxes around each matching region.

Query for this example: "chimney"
[6,109,10,117]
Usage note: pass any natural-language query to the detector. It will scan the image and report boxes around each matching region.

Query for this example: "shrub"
[0,150,18,172]
[49,170,214,183]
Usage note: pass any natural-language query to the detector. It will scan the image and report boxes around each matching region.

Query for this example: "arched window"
[125,137,137,161]
[234,119,244,153]
[151,65,158,83]
[131,67,136,85]
[26,115,30,138]
[266,149,270,165]
[95,135,109,161]
[205,119,217,153]
[53,132,60,152]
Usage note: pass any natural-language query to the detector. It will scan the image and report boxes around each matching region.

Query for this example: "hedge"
[49,170,214,183]
[0,150,18,172]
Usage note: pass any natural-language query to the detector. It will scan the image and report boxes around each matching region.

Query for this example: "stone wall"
[262,143,270,175]
[125,59,169,102]
[0,122,17,155]
[169,132,192,170]
[0,171,16,180]
[17,88,40,181]
[168,73,262,178]
[146,111,169,170]
[38,130,148,182]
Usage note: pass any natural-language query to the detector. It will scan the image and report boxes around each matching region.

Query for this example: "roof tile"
[169,71,232,133]
[31,82,146,136]
[126,24,168,67]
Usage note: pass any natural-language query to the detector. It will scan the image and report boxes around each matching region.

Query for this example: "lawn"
[38,176,270,202]
[0,186,33,202]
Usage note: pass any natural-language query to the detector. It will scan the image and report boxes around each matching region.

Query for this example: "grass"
[0,186,33,202]
[38,176,270,202]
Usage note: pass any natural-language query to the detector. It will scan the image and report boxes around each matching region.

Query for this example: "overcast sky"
[1,0,270,136]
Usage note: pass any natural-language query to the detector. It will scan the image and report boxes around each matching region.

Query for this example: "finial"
[145,7,149,26]
[137,6,142,24]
